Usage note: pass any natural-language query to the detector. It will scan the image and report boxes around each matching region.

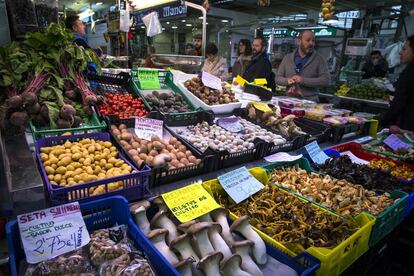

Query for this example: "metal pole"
[184,1,207,57]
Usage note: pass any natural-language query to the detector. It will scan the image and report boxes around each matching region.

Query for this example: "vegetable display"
[184,77,238,105]
[213,184,359,254]
[39,137,133,195]
[98,93,149,120]
[246,103,305,139]
[144,90,191,113]
[0,23,100,132]
[343,84,388,101]
[368,159,414,181]
[111,124,202,169]
[270,165,395,216]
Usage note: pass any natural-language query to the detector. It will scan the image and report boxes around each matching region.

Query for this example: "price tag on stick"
[17,202,90,264]
[304,141,330,165]
[135,117,163,141]
[162,182,220,223]
[218,167,264,204]
[383,134,412,151]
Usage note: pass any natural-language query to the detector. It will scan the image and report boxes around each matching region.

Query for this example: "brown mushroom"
[197,251,223,276]
[231,240,263,276]
[211,207,234,245]
[174,257,194,276]
[150,210,179,245]
[129,200,151,235]
[170,233,199,262]
[208,223,232,259]
[147,229,179,265]
[220,254,251,276]
[187,222,215,258]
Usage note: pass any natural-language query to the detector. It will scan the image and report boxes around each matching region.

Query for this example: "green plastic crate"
[262,158,409,247]
[363,135,414,163]
[131,69,203,126]
[30,111,107,139]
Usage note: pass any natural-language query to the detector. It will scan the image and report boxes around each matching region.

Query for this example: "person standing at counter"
[232,39,252,78]
[362,50,389,79]
[276,30,330,101]
[193,34,203,56]
[65,15,102,57]
[242,37,275,91]
[201,43,230,81]
[380,36,414,132]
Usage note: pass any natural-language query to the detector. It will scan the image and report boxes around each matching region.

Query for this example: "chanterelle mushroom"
[221,254,252,276]
[230,216,267,265]
[208,223,232,259]
[211,207,234,245]
[197,251,223,276]
[232,240,263,276]
[187,222,215,258]
[129,200,151,235]
[147,229,179,265]
[150,210,179,245]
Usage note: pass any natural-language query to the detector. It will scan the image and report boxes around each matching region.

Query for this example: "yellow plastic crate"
[203,167,376,276]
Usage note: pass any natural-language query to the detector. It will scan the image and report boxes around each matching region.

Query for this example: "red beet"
[22,93,38,106]
[9,111,29,127]
[26,102,41,115]
[7,95,23,109]
[60,104,76,120]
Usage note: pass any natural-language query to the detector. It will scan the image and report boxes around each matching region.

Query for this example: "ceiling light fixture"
[95,2,103,5]
[172,26,178,29]
[181,19,186,22]
[221,19,229,23]
[186,23,192,26]
[78,8,94,20]
[166,21,170,25]
[130,0,176,10]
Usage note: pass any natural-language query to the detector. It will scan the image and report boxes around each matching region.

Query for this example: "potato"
[72,152,81,161]
[166,145,175,152]
[169,137,178,144]
[45,166,55,175]
[176,152,186,160]
[95,143,102,151]
[145,156,154,166]
[169,152,177,160]
[177,163,185,168]
[131,142,140,149]
[103,141,112,148]
[100,159,107,167]
[178,145,187,152]
[151,136,161,142]
[161,149,170,154]
[54,174,62,183]
[153,141,164,151]
[40,153,49,162]
[49,156,59,165]
[85,166,94,175]
[180,158,189,166]
[56,166,67,175]
[40,147,52,154]
[185,150,193,157]
[115,160,124,167]
[188,156,197,164]
[112,129,121,136]
[64,141,72,148]
[108,157,117,164]
[72,162,82,169]
[48,175,54,181]
[147,142,153,151]
[170,159,180,167]
[139,153,148,160]
[128,149,139,156]
[149,150,158,157]
[83,158,92,166]
[121,132,133,141]
[105,163,114,169]
[51,164,57,170]
[110,151,118,158]
[87,145,96,153]
[57,156,71,167]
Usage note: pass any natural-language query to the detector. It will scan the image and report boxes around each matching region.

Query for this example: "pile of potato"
[111,124,202,170]
[40,138,134,195]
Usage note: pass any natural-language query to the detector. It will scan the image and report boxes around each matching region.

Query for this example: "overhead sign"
[133,2,187,24]
[263,27,337,38]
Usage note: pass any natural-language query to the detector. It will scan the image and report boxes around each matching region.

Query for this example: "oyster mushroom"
[198,213,213,222]
[177,220,198,233]
[221,254,252,276]
[129,200,151,235]
[230,216,267,265]
[170,233,200,262]
[147,229,179,264]
[150,210,179,245]
[197,251,223,276]
[187,222,215,258]
[208,223,232,259]
[231,240,263,276]
[174,258,194,276]
[211,207,234,244]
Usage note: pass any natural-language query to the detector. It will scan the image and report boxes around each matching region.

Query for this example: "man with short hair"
[362,50,388,79]
[193,34,203,56]
[242,37,275,91]
[276,30,330,101]
[65,15,102,56]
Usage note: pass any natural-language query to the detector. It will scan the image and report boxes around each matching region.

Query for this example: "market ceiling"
[60,0,409,13]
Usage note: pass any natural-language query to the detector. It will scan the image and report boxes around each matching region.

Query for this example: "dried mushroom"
[214,185,359,254]
[270,165,395,216]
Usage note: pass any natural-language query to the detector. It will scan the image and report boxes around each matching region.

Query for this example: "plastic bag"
[24,248,94,276]
[88,225,134,267]
[100,252,156,276]
[142,12,162,37]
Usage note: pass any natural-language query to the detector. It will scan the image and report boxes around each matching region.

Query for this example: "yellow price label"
[162,182,220,223]
[254,78,267,85]
[235,75,247,86]
[368,119,379,138]
[252,101,272,113]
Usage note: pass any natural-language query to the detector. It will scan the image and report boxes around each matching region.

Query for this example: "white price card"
[340,151,369,165]
[218,167,264,204]
[305,141,330,165]
[135,117,163,141]
[17,202,90,264]
[201,71,222,91]
[264,152,303,163]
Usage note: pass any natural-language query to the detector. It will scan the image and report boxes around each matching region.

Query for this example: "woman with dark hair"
[381,36,414,131]
[201,43,230,80]
[232,39,252,77]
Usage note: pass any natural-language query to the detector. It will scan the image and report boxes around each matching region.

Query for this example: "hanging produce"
[321,0,335,21]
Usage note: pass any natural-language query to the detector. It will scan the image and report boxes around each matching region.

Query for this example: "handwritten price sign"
[134,117,163,141]
[136,69,161,90]
[17,202,90,264]
[218,167,264,204]
[162,182,220,223]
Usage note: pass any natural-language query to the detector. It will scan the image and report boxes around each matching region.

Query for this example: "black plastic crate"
[109,117,215,187]
[294,118,333,144]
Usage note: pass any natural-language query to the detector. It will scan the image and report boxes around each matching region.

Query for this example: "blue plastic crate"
[35,132,152,205]
[6,196,178,276]
[403,192,414,218]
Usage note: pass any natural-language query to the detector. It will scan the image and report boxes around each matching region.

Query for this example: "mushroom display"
[221,254,252,276]
[129,200,151,235]
[207,223,232,259]
[150,210,180,245]
[211,207,234,245]
[197,251,224,276]
[146,229,179,264]
[230,216,267,265]
[231,240,263,276]
[187,222,215,258]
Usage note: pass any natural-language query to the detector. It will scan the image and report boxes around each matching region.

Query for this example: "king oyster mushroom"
[211,207,234,245]
[197,251,223,276]
[221,254,252,276]
[187,222,215,258]
[174,257,194,276]
[150,210,179,245]
[232,240,263,276]
[207,223,232,259]
[152,196,168,211]
[170,233,200,262]
[147,229,179,265]
[198,213,213,222]
[230,216,267,265]
[129,200,151,235]
[177,220,198,233]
